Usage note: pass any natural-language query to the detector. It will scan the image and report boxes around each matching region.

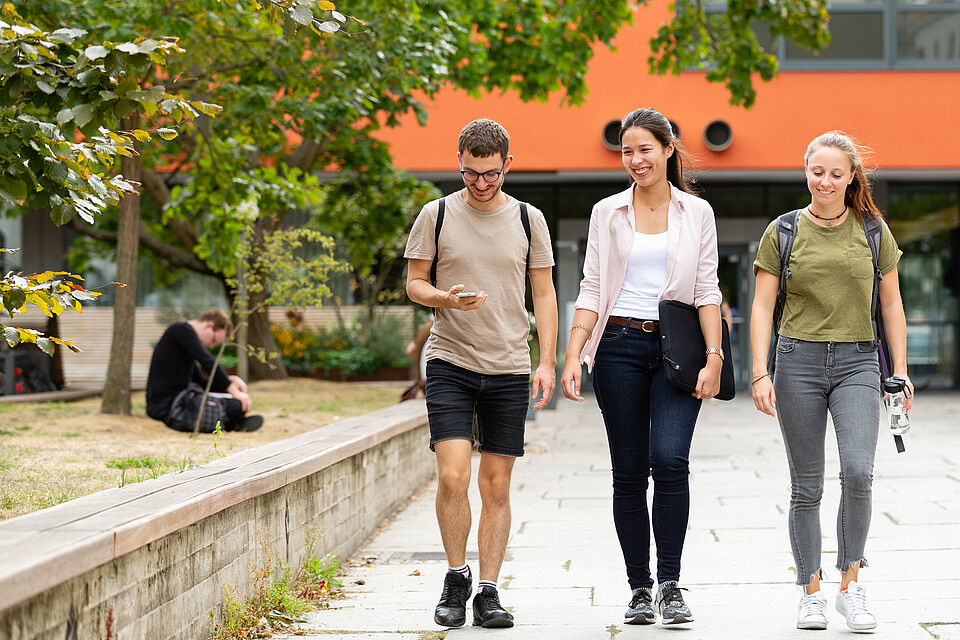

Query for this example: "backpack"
[429,196,532,288]
[769,209,891,383]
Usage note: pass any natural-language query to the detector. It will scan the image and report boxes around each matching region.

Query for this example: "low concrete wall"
[0,400,431,640]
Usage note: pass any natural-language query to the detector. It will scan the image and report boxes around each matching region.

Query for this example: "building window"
[698,0,960,69]
[887,183,960,388]
[898,11,960,61]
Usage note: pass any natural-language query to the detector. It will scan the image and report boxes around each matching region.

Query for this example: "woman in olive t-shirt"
[750,132,913,632]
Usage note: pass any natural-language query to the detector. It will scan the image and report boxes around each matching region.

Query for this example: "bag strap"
[519,202,531,278]
[768,209,801,373]
[864,214,885,348]
[863,213,903,451]
[429,197,446,287]
[430,198,531,287]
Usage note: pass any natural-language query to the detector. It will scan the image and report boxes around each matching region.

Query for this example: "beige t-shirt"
[754,211,902,342]
[404,191,554,375]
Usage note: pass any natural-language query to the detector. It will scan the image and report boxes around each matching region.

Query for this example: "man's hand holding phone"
[446,284,487,310]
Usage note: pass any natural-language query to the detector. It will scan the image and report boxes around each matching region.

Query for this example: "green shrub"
[271,313,410,377]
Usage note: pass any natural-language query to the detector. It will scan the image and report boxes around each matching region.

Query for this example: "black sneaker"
[434,570,471,627]
[238,415,264,432]
[472,586,514,628]
[655,580,693,625]
[625,586,656,624]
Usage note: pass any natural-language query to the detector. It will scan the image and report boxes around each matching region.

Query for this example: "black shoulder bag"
[659,300,736,400]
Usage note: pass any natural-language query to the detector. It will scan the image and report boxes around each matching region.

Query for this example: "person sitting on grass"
[146,309,263,433]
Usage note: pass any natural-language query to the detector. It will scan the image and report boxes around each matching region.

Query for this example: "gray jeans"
[773,336,881,585]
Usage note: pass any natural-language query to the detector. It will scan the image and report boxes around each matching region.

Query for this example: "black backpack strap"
[768,209,801,373]
[863,214,884,342]
[863,213,901,450]
[519,202,531,277]
[864,213,893,375]
[429,197,445,287]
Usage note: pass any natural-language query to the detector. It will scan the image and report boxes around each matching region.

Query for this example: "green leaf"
[36,337,54,356]
[3,326,20,346]
[84,45,109,60]
[0,176,27,202]
[3,289,27,312]
[36,80,55,94]
[317,20,339,33]
[44,157,69,183]
[73,104,94,127]
[56,108,74,125]
[48,28,87,43]
[290,4,313,26]
[50,203,74,225]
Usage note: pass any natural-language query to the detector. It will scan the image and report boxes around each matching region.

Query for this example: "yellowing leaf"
[316,0,335,10]
[132,129,151,142]
[156,128,178,141]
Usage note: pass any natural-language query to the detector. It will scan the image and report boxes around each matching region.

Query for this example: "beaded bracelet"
[569,323,592,339]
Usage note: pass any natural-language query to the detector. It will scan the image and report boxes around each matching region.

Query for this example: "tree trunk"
[247,287,287,381]
[101,115,141,414]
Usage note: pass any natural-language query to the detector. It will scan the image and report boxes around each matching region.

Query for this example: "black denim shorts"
[424,358,529,457]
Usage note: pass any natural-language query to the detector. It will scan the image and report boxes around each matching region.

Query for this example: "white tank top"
[610,230,668,320]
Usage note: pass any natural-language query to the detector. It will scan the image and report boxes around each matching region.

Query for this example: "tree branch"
[141,169,202,249]
[288,139,321,172]
[141,169,172,207]
[69,217,216,276]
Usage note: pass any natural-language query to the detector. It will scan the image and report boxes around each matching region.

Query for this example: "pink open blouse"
[575,182,722,371]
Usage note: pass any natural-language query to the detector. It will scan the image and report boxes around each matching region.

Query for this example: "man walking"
[404,118,558,628]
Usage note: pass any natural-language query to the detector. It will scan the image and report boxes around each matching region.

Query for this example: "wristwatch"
[705,347,724,360]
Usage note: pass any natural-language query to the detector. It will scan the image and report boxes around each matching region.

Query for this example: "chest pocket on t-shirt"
[846,250,873,279]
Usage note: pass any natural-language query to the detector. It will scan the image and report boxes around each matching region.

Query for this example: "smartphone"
[456,292,478,298]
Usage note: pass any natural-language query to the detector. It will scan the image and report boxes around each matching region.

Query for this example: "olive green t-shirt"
[753,212,902,342]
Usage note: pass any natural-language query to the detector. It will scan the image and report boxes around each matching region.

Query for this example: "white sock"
[478,580,497,593]
[449,564,471,578]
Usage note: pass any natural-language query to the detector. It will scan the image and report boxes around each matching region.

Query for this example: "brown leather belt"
[607,316,660,332]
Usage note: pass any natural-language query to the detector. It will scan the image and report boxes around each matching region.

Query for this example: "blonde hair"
[804,131,882,224]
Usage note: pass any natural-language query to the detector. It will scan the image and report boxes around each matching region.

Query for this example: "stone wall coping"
[0,398,428,612]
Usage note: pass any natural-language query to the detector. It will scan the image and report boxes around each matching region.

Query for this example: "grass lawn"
[0,379,404,519]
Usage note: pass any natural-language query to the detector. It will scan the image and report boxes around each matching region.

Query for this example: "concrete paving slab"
[292,392,960,638]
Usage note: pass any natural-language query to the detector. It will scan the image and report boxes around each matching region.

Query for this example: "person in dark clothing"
[146,309,263,432]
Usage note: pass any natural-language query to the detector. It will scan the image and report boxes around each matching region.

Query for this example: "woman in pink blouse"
[560,108,723,627]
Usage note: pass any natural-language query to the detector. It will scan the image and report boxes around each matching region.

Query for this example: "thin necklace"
[807,205,847,227]
[636,193,670,212]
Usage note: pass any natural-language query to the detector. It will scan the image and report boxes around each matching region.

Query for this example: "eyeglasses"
[460,164,505,183]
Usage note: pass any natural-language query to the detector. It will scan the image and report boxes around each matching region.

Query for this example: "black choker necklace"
[808,206,847,227]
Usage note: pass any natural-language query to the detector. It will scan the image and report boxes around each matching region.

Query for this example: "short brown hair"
[458,118,510,160]
[198,309,231,333]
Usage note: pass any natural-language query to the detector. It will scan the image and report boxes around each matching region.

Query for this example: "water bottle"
[883,376,910,436]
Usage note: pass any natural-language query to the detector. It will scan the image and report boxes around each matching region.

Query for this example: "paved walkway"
[280,392,960,639]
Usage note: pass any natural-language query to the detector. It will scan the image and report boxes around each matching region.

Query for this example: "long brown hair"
[619,108,694,194]
[804,131,882,224]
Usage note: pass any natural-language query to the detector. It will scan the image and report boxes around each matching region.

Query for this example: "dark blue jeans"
[592,321,702,589]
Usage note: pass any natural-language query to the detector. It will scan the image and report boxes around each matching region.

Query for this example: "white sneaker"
[797,590,828,630]
[836,581,877,630]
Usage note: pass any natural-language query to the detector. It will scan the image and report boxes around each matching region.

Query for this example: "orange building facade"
[377,4,960,389]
